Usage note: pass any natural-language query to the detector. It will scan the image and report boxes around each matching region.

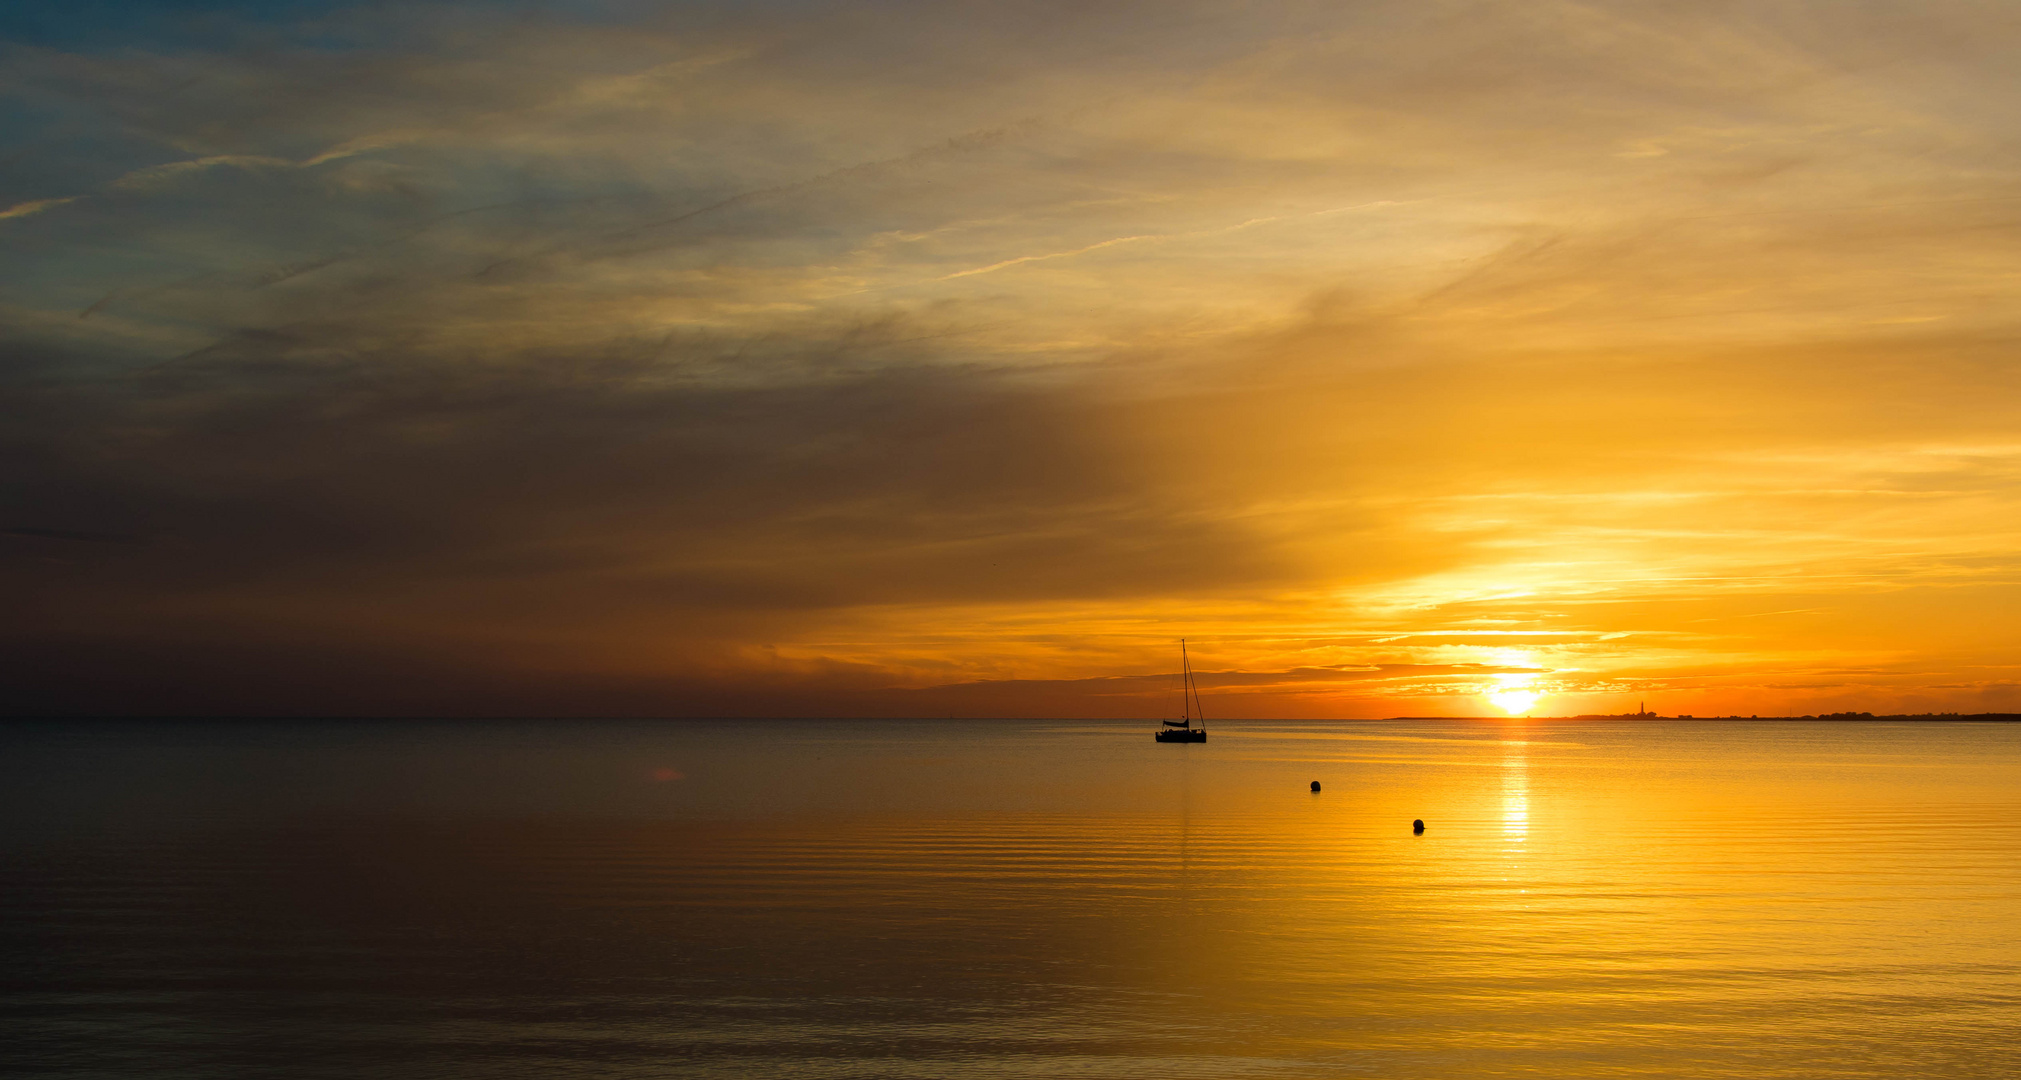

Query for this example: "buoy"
[1310,780,1321,792]
[1412,819,1425,834]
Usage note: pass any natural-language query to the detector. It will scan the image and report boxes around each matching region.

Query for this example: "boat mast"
[1182,639,1206,729]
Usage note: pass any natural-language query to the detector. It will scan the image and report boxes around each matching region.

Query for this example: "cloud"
[5,0,2021,715]
[0,196,78,221]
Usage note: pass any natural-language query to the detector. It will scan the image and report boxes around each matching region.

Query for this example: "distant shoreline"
[1394,713,2021,722]
[6,713,2021,723]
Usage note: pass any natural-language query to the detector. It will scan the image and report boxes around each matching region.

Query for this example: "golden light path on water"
[5,717,2020,1077]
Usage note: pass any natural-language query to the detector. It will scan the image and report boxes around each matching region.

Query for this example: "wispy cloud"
[0,196,77,221]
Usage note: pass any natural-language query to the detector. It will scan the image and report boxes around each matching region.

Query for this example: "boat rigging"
[1156,639,1208,743]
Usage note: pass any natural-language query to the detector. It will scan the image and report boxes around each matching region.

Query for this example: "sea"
[4,717,2019,1078]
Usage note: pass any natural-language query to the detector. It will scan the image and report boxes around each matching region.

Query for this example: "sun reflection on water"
[1502,734,1529,842]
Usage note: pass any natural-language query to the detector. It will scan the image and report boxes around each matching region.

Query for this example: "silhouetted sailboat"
[1156,640,1208,743]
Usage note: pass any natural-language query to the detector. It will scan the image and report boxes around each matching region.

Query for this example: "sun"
[1490,688,1542,715]
[1486,661,1545,716]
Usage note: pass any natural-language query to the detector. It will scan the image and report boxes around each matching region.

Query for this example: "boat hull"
[1154,728,1206,742]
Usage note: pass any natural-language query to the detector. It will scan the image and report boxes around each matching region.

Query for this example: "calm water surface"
[4,718,2019,1077]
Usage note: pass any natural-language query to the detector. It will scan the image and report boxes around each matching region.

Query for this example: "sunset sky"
[7,0,2021,717]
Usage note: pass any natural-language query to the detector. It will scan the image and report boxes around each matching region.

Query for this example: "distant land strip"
[6,713,2021,723]
[1400,713,2021,722]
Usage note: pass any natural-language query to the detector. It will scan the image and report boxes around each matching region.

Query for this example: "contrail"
[938,200,1404,281]
[941,234,1157,279]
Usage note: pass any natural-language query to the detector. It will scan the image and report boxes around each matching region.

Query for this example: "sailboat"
[1155,639,1209,742]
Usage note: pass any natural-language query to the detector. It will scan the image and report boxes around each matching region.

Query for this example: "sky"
[6,0,2021,718]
